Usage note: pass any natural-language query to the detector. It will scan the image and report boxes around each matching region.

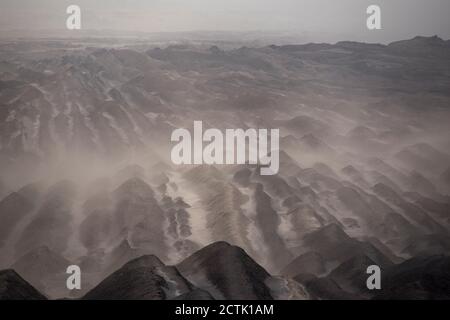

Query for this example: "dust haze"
[0,1,449,301]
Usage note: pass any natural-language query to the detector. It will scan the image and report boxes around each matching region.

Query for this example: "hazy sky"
[1,0,449,43]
